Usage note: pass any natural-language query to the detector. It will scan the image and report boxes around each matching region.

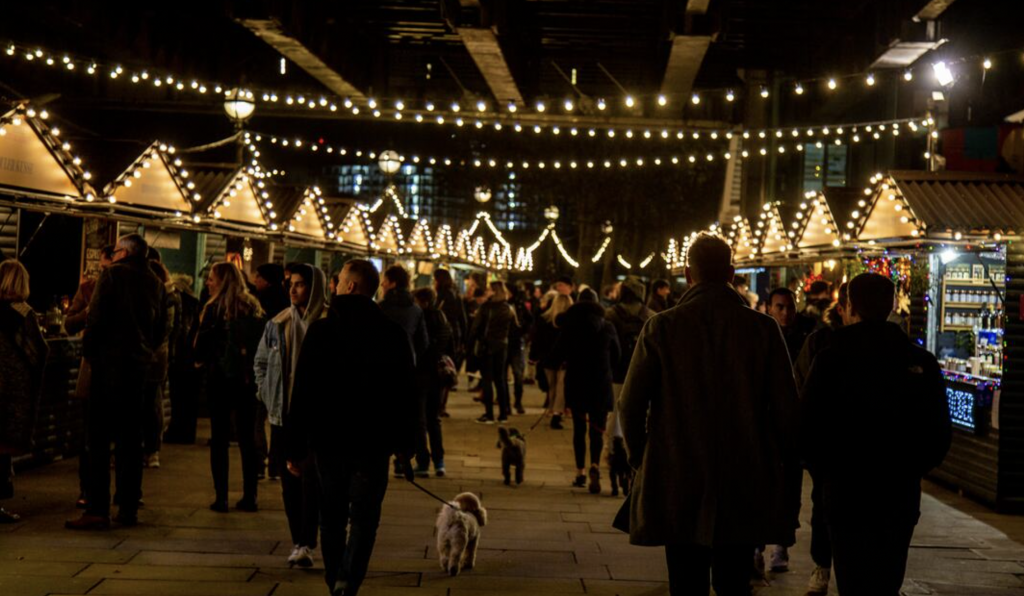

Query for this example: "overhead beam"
[660,35,712,97]
[457,27,524,105]
[239,19,366,100]
[916,0,958,20]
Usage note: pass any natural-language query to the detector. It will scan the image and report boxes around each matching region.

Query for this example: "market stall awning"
[0,106,94,201]
[795,191,844,249]
[337,205,372,249]
[754,203,793,255]
[281,187,329,240]
[849,171,1024,244]
[726,217,758,261]
[103,142,196,214]
[406,219,433,256]
[205,169,272,228]
[431,223,456,258]
[888,170,1024,236]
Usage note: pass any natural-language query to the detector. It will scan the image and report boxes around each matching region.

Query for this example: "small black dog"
[497,427,526,485]
[608,436,633,497]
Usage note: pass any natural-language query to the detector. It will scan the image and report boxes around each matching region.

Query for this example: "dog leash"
[406,478,457,509]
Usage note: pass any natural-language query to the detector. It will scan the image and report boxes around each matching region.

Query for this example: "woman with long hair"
[195,262,266,513]
[469,280,517,423]
[433,269,466,417]
[529,292,573,429]
[0,260,48,523]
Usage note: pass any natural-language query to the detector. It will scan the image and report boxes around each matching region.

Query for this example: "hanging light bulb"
[451,101,461,112]
[535,100,546,112]
[866,73,875,86]
[624,95,635,108]
[983,57,992,70]
[691,93,700,105]
[657,94,667,106]
[759,86,769,98]
[794,83,804,95]
[725,89,735,102]
[476,100,486,112]
[597,98,607,110]
[563,99,574,111]
[507,102,517,113]
[903,70,913,82]
[827,78,837,90]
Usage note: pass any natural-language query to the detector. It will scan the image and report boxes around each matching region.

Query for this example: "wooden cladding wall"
[999,240,1024,509]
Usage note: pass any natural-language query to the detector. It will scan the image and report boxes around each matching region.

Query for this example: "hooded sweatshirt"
[254,267,328,426]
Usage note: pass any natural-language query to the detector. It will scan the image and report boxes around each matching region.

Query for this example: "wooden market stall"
[849,170,1024,509]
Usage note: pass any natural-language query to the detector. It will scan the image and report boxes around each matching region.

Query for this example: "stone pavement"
[2,379,1024,596]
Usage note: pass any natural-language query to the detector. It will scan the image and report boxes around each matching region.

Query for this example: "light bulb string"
[3,38,951,138]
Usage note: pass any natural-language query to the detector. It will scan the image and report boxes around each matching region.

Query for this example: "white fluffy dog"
[435,492,488,576]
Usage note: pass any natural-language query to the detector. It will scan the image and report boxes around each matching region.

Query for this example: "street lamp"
[544,206,560,221]
[378,150,402,176]
[602,220,614,235]
[223,88,256,123]
[474,187,492,203]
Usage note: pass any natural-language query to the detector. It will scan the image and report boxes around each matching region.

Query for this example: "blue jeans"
[315,451,389,595]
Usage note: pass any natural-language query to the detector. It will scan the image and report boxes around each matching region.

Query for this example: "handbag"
[438,354,458,388]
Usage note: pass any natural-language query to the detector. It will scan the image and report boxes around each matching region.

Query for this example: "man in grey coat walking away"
[618,233,800,596]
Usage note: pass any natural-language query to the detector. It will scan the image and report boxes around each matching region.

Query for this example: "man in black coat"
[286,259,418,596]
[802,273,951,596]
[67,233,167,530]
[379,264,429,365]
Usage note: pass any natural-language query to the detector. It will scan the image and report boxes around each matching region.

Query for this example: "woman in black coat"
[194,263,266,513]
[413,287,453,476]
[550,288,620,494]
[0,260,48,523]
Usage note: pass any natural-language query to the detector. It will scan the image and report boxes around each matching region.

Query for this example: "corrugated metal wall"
[0,206,19,258]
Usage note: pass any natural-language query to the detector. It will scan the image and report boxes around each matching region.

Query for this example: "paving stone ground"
[2,377,1024,595]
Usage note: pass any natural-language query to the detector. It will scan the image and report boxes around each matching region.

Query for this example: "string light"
[657,94,668,106]
[827,78,837,90]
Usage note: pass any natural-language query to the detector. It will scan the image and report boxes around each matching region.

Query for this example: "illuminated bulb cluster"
[0,104,96,200]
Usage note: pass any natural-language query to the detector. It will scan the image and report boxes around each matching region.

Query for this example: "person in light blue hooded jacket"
[254,263,328,568]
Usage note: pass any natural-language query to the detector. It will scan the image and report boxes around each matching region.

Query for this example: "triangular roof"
[207,168,271,228]
[373,214,407,255]
[103,142,196,214]
[726,217,758,261]
[754,203,793,255]
[486,242,514,270]
[0,106,95,200]
[848,173,925,243]
[338,205,372,248]
[283,187,330,239]
[794,191,843,249]
[406,220,433,256]
[432,224,456,258]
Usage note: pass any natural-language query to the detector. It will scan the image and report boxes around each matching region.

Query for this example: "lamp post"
[474,186,492,203]
[544,205,560,221]
[378,150,402,176]
[224,88,255,165]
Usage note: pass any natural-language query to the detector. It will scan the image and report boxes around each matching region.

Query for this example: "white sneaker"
[807,565,830,594]
[144,452,160,469]
[293,545,314,568]
[769,544,789,572]
[287,545,303,566]
[752,548,765,579]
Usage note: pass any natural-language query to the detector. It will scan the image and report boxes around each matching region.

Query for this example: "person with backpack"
[605,277,653,440]
[194,262,266,514]
[412,287,453,477]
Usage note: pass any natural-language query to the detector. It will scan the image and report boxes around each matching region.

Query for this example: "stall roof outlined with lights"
[0,106,95,201]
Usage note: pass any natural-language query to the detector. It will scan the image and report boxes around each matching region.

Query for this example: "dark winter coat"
[256,284,290,320]
[0,301,48,452]
[619,282,800,547]
[780,314,817,365]
[528,316,561,369]
[422,306,454,363]
[508,298,534,354]
[435,287,466,350]
[194,303,266,386]
[550,301,620,412]
[606,301,653,384]
[793,325,835,393]
[802,321,951,524]
[380,288,429,365]
[83,254,167,370]
[646,293,671,314]
[470,299,516,354]
[285,294,417,463]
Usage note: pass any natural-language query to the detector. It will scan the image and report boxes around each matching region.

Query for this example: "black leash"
[406,478,457,509]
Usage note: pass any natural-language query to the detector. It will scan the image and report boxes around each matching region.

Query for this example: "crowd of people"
[0,230,953,596]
